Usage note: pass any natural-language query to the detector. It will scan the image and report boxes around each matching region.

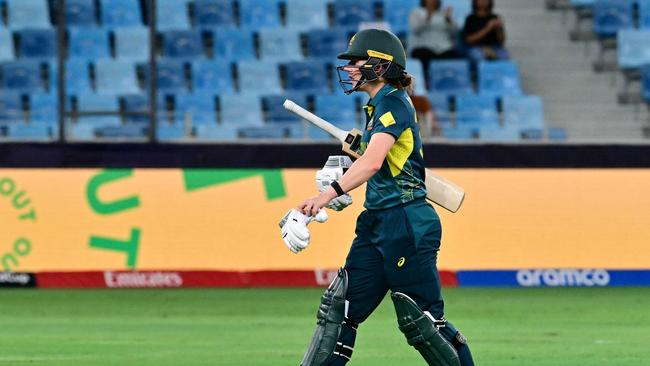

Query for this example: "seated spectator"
[410,94,441,138]
[408,0,461,89]
[462,0,508,62]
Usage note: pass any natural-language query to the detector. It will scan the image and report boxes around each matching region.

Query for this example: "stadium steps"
[499,0,644,141]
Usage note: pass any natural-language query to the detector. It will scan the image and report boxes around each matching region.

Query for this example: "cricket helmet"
[336,28,407,94]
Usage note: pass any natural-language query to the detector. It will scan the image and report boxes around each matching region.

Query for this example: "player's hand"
[278,209,328,254]
[299,192,334,217]
[316,156,353,211]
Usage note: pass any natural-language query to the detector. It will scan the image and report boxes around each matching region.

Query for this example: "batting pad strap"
[342,317,359,331]
[334,342,354,360]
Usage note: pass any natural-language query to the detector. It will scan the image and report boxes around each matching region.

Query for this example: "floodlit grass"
[0,287,648,365]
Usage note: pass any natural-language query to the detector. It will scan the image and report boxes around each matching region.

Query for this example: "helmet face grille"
[336,58,397,94]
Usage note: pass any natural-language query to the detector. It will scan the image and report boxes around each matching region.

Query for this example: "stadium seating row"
[0,91,545,140]
[0,59,522,97]
[0,0,471,32]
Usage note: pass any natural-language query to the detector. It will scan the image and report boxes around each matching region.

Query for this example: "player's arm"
[300,133,395,216]
[337,132,395,192]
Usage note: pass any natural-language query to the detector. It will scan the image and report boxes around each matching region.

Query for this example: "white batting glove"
[316,156,353,211]
[278,209,328,254]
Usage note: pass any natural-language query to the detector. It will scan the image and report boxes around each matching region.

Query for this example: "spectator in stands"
[408,0,461,89]
[410,94,441,137]
[462,0,508,62]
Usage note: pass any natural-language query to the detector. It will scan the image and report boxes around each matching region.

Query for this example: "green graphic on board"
[87,169,141,215]
[0,176,37,271]
[86,169,142,269]
[183,169,286,200]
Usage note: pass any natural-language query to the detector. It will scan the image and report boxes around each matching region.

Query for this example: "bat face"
[341,128,363,158]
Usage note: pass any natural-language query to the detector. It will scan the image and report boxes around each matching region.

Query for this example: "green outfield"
[0,287,648,365]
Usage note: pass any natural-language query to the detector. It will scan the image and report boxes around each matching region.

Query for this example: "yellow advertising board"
[1,168,649,272]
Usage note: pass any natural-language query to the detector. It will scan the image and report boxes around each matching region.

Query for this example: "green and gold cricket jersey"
[356,84,427,210]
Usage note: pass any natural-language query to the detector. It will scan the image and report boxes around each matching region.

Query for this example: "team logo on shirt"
[367,118,374,131]
[397,257,406,267]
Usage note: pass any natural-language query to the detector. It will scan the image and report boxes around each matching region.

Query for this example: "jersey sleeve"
[369,96,411,140]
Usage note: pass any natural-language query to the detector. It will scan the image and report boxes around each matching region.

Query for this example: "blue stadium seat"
[76,93,121,126]
[384,0,419,33]
[46,60,91,95]
[157,123,185,140]
[312,94,358,140]
[478,61,522,96]
[214,29,255,61]
[6,124,52,140]
[194,124,239,140]
[239,0,281,30]
[141,60,187,91]
[193,0,236,28]
[428,93,451,124]
[478,125,521,141]
[259,29,303,61]
[617,30,650,70]
[191,60,234,93]
[442,125,475,139]
[284,61,329,93]
[238,60,282,94]
[0,60,43,91]
[285,0,329,30]
[502,95,544,128]
[406,57,427,94]
[0,92,23,122]
[95,60,139,94]
[17,29,57,59]
[218,93,264,126]
[428,60,472,94]
[592,0,634,38]
[314,94,358,126]
[307,28,351,59]
[29,93,58,124]
[444,0,472,28]
[0,30,14,61]
[174,92,216,124]
[7,0,50,29]
[642,65,650,103]
[520,127,544,140]
[262,93,308,123]
[333,0,375,27]
[455,95,498,126]
[101,0,142,28]
[121,94,167,124]
[68,28,110,60]
[95,124,147,139]
[65,0,97,27]
[639,0,650,29]
[240,125,289,139]
[156,0,190,30]
[547,127,567,141]
[161,30,204,59]
[114,27,150,61]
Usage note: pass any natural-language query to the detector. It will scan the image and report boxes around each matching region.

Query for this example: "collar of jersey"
[365,84,398,109]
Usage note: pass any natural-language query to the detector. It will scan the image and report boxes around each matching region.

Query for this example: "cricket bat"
[283,99,465,213]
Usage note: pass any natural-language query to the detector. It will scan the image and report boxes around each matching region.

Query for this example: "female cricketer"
[289,28,475,366]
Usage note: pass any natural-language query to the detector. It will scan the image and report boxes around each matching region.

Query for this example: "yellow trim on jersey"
[387,128,414,177]
[367,49,394,61]
[379,111,396,127]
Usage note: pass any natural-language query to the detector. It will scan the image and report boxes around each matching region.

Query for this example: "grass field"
[0,287,648,365]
